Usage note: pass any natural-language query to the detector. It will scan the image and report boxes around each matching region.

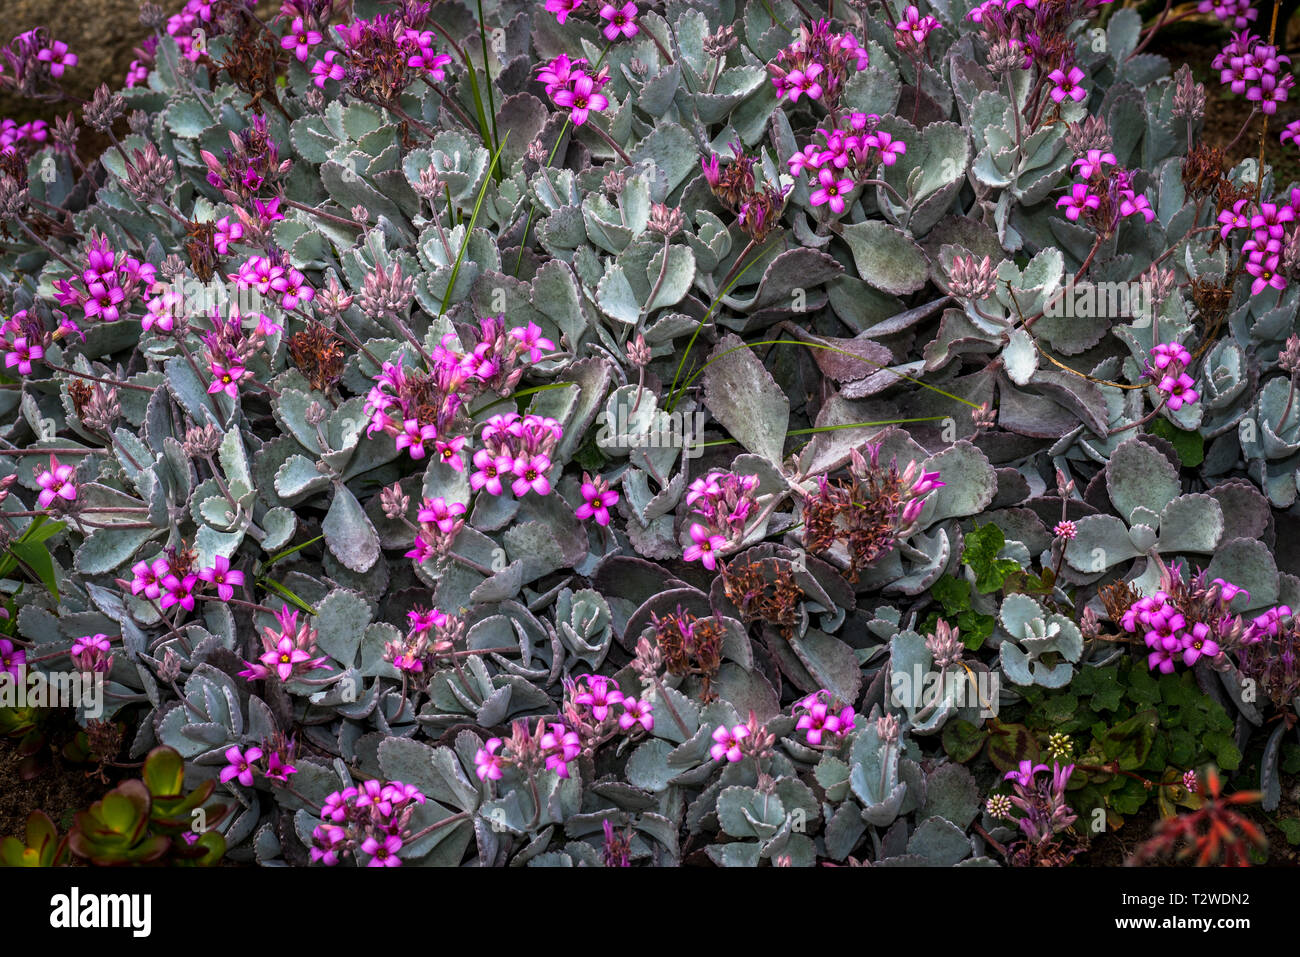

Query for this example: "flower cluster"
[788,112,908,217]
[768,18,869,109]
[404,497,467,563]
[1000,761,1079,864]
[51,232,157,325]
[1119,565,1247,673]
[200,113,291,204]
[328,9,452,101]
[311,780,426,867]
[1199,0,1258,29]
[537,54,610,127]
[1057,150,1154,237]
[238,605,329,682]
[1214,30,1293,115]
[1148,342,1199,411]
[474,717,581,781]
[803,443,943,582]
[384,607,461,673]
[0,28,77,99]
[473,413,563,498]
[1216,191,1300,296]
[793,689,856,747]
[200,303,282,398]
[230,254,314,312]
[1237,606,1299,710]
[681,471,761,571]
[220,737,297,788]
[561,674,654,741]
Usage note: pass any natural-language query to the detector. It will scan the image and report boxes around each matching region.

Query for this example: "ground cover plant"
[0,0,1298,868]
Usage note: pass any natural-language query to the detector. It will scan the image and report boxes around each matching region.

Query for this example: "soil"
[0,0,147,128]
[0,738,109,844]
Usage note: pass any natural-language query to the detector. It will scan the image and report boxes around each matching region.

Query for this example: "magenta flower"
[434,436,467,472]
[1004,760,1050,787]
[36,457,77,509]
[552,73,609,126]
[0,638,25,679]
[4,337,42,375]
[469,449,511,496]
[619,697,654,732]
[143,288,180,333]
[37,41,78,78]
[575,473,619,526]
[417,497,466,534]
[198,554,245,602]
[311,50,346,88]
[1072,149,1117,179]
[511,453,553,497]
[281,17,323,62]
[395,418,437,459]
[220,746,262,787]
[159,573,198,612]
[1047,65,1087,103]
[70,633,113,673]
[266,751,297,783]
[810,167,854,214]
[710,723,749,762]
[546,0,583,22]
[361,834,403,866]
[575,675,624,721]
[683,522,725,570]
[260,636,311,681]
[1056,183,1100,222]
[509,321,556,362]
[208,361,246,398]
[475,738,504,780]
[541,723,581,777]
[600,2,640,40]
[783,64,825,103]
[1182,622,1220,665]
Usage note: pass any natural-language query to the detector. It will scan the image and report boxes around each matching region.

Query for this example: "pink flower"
[1056,182,1100,222]
[710,723,749,762]
[260,636,312,681]
[599,2,639,40]
[395,419,437,459]
[159,573,198,612]
[199,554,246,602]
[417,497,466,534]
[683,522,725,570]
[575,675,624,722]
[434,436,467,471]
[552,73,609,126]
[575,474,619,526]
[475,738,504,780]
[220,746,262,786]
[1047,65,1087,103]
[361,834,403,866]
[509,321,556,363]
[36,457,77,509]
[469,449,511,496]
[37,41,78,78]
[511,453,553,497]
[311,50,346,88]
[4,337,43,376]
[281,17,323,62]
[545,0,583,23]
[810,167,854,214]
[0,638,25,679]
[619,697,654,732]
[208,361,246,398]
[541,723,581,777]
